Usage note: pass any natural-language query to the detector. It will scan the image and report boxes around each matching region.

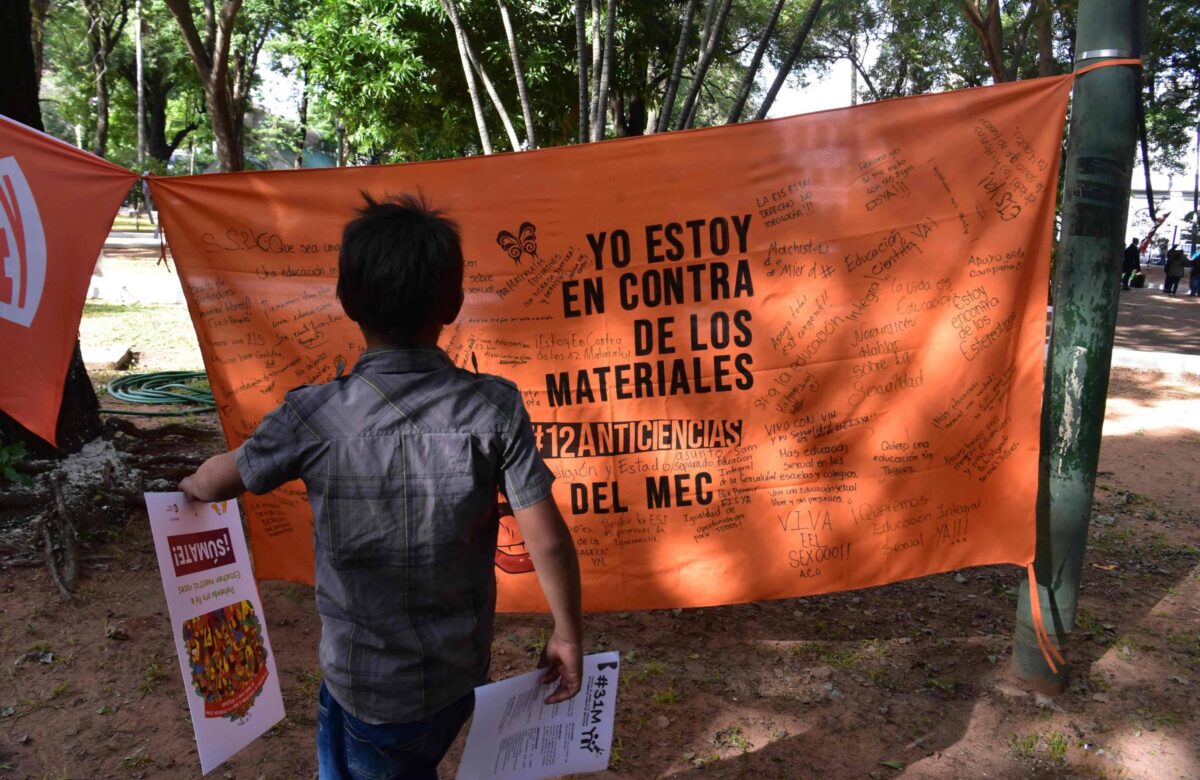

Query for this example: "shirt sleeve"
[235,402,313,495]
[500,393,555,510]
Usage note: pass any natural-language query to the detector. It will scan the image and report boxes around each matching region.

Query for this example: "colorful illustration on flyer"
[182,599,269,720]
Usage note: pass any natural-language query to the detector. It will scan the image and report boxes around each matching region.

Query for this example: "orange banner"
[0,117,137,445]
[151,75,1072,611]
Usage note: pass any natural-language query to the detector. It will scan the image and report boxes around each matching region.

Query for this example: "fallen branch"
[0,492,46,510]
[48,474,78,588]
[41,516,76,604]
[105,418,216,441]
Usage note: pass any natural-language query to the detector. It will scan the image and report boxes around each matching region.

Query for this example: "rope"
[101,371,216,416]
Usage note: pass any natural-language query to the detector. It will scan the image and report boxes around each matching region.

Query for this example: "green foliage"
[0,443,32,486]
[1140,0,1200,173]
[29,0,1198,179]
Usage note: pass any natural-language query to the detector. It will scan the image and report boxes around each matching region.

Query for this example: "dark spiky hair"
[336,192,464,344]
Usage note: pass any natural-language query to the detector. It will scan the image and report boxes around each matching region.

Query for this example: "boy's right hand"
[538,631,583,704]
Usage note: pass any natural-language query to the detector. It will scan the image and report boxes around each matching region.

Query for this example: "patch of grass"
[1045,732,1068,761]
[654,688,679,705]
[714,725,753,753]
[296,670,322,698]
[924,676,957,694]
[121,749,152,769]
[47,683,70,701]
[1166,631,1200,669]
[1076,609,1117,645]
[633,660,664,682]
[683,751,720,767]
[819,647,858,668]
[138,662,167,696]
[523,629,549,659]
[1131,708,1181,731]
[1086,671,1112,692]
[1012,732,1069,764]
[1113,635,1152,661]
[609,737,625,767]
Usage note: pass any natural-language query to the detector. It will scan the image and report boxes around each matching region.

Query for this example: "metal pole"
[1011,0,1142,693]
[134,0,145,168]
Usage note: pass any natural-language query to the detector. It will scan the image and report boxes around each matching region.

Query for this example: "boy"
[179,194,583,779]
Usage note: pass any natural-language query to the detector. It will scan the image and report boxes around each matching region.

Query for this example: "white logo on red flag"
[0,156,47,328]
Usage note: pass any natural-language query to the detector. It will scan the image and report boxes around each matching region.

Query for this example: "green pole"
[1012,0,1143,693]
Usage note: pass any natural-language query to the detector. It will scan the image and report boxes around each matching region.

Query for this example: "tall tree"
[575,0,590,142]
[728,0,786,123]
[497,0,536,148]
[591,0,617,141]
[441,0,523,151]
[755,0,825,120]
[445,0,494,153]
[0,0,103,455]
[676,0,732,129]
[657,0,700,133]
[84,0,130,158]
[30,0,53,91]
[114,2,203,167]
[164,0,274,171]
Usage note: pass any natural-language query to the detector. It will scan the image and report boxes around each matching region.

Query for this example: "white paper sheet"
[457,651,620,780]
[145,492,285,774]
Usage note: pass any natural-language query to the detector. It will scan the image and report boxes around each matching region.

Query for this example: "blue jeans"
[317,682,474,780]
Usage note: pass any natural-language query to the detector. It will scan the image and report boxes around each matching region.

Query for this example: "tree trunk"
[591,0,616,141]
[92,66,110,158]
[496,0,536,149]
[588,0,602,136]
[30,0,52,92]
[441,0,522,151]
[144,78,170,162]
[677,0,732,130]
[575,0,589,143]
[1036,0,1055,76]
[86,1,111,158]
[295,66,309,168]
[1137,99,1156,221]
[728,0,786,123]
[961,0,1007,83]
[658,0,700,133]
[206,83,243,171]
[755,0,825,121]
[447,11,493,154]
[0,0,102,456]
[163,0,247,171]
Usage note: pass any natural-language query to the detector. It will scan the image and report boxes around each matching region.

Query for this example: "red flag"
[0,116,137,444]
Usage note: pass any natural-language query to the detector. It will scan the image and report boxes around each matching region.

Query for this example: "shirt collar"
[352,347,453,375]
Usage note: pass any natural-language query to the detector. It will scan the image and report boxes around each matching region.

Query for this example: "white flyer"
[457,651,620,780]
[144,492,285,775]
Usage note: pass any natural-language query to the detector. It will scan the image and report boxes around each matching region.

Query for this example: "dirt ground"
[1,255,1198,779]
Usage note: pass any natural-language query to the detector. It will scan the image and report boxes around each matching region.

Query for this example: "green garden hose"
[102,371,216,416]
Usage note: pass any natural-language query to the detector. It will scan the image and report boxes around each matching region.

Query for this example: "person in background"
[1121,237,1141,290]
[1189,248,1200,296]
[1164,243,1186,295]
[179,194,584,780]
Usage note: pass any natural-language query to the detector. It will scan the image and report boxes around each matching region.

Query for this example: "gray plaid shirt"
[236,347,554,724]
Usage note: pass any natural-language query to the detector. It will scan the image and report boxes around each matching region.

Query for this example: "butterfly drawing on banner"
[495,222,538,265]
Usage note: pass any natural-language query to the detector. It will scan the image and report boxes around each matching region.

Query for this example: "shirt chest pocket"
[322,433,481,569]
